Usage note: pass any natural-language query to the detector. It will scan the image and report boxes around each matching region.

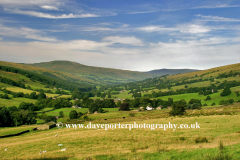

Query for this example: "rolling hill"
[26,60,156,84]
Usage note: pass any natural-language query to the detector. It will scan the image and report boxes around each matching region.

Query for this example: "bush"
[211,102,216,106]
[59,111,64,118]
[83,115,89,121]
[195,137,208,143]
[119,103,130,111]
[228,99,234,104]
[69,110,78,119]
[169,100,186,116]
[220,87,231,96]
[45,116,57,123]
[203,103,207,106]
[187,103,201,110]
[204,96,211,101]
[219,100,229,105]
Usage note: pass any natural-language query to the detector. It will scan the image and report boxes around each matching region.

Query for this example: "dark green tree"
[59,111,64,118]
[119,103,130,111]
[69,110,78,119]
[220,87,231,96]
[169,100,186,116]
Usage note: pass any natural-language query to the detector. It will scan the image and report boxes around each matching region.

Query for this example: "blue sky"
[0,0,239,71]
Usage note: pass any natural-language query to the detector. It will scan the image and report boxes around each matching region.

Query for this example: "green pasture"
[0,112,239,159]
[156,90,240,106]
[0,97,37,107]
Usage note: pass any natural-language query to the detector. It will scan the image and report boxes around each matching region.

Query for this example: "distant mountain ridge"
[145,68,200,76]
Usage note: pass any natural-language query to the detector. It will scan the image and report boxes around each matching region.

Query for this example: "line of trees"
[0,106,37,127]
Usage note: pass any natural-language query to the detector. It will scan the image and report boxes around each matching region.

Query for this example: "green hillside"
[27,60,156,84]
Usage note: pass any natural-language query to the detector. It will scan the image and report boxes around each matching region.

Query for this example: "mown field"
[0,105,240,159]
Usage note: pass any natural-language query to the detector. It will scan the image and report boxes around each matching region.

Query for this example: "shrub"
[187,103,201,110]
[204,96,211,101]
[180,137,186,140]
[83,115,89,121]
[228,99,234,104]
[219,100,229,105]
[211,102,216,106]
[119,103,130,111]
[169,100,186,116]
[195,137,208,143]
[59,111,64,118]
[220,87,231,96]
[69,110,78,119]
[45,116,57,123]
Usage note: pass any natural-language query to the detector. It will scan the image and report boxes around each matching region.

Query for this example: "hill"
[145,68,199,76]
[27,60,156,84]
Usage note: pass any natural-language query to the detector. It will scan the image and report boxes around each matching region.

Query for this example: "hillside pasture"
[0,113,239,159]
[0,97,37,107]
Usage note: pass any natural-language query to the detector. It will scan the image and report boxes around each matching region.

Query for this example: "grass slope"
[0,113,239,159]
[27,60,156,84]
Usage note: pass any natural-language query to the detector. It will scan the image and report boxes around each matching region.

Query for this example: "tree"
[89,102,99,113]
[220,87,231,96]
[85,99,94,108]
[78,112,83,118]
[204,96,211,101]
[69,110,78,119]
[38,91,46,100]
[29,92,37,99]
[119,103,130,111]
[169,100,186,116]
[59,111,64,118]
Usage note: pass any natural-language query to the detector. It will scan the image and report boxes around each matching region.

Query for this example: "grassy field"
[0,97,37,107]
[0,125,38,136]
[0,110,239,159]
[155,91,240,106]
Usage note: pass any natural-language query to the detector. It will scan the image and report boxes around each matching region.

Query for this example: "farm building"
[72,105,82,109]
[37,121,56,130]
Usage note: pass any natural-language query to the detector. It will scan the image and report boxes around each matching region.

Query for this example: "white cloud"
[137,24,211,35]
[138,25,178,33]
[40,5,59,11]
[179,24,211,34]
[102,36,143,46]
[192,4,240,9]
[196,14,240,22]
[5,9,99,19]
[0,24,57,42]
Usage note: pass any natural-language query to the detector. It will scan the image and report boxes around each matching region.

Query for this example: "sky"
[0,0,239,71]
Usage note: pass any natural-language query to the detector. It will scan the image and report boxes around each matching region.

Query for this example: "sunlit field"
[1,104,240,160]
